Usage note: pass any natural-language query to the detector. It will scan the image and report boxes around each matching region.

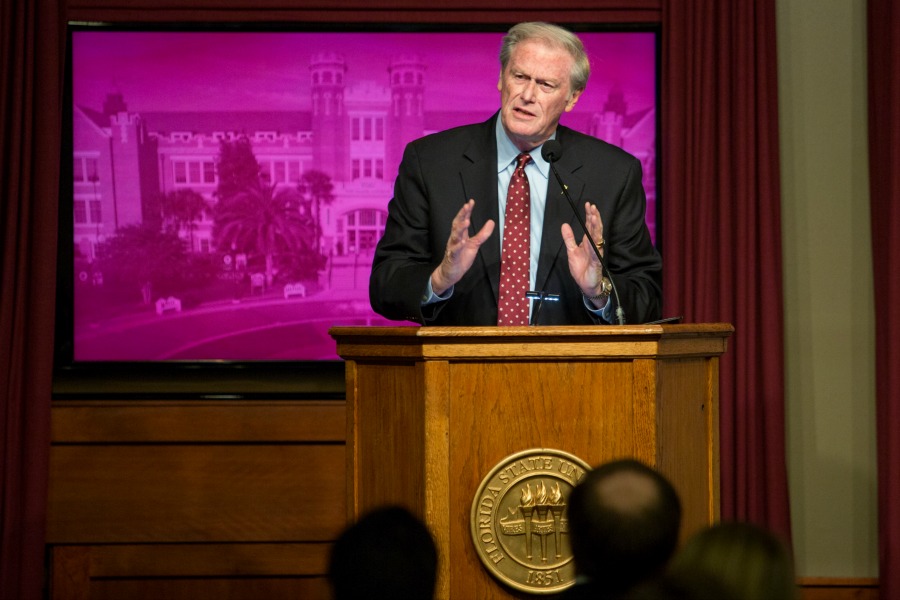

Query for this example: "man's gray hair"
[499,22,591,93]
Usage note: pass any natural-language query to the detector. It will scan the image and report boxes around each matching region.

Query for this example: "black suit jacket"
[369,113,661,325]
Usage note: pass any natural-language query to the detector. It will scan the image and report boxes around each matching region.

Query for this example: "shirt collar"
[495,117,552,180]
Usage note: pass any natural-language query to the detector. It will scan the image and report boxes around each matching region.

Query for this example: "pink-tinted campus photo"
[70,28,657,361]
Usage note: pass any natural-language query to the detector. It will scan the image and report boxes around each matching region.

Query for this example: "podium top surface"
[329,323,734,361]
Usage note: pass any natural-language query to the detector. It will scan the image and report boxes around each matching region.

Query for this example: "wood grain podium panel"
[350,360,428,513]
[656,358,721,536]
[333,324,732,600]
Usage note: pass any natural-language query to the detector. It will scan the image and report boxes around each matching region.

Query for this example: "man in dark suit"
[370,22,661,326]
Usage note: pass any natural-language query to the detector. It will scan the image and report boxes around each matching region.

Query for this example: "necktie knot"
[516,153,531,171]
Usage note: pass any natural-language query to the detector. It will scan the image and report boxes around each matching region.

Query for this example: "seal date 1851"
[469,448,591,595]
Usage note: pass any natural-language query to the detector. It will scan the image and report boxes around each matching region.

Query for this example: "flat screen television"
[54,21,660,397]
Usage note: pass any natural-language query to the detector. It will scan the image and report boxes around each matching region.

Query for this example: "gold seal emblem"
[470,448,591,595]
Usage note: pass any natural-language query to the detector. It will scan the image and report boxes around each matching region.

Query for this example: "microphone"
[541,140,626,325]
[526,290,560,325]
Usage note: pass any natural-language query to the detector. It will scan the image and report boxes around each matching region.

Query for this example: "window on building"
[72,197,103,225]
[74,200,87,224]
[352,116,385,143]
[343,208,387,253]
[259,159,304,184]
[289,161,301,183]
[73,156,99,183]
[203,161,216,183]
[89,200,102,224]
[359,209,377,226]
[350,156,385,181]
[173,159,216,186]
[274,161,287,183]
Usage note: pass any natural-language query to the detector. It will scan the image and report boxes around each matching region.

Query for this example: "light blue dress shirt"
[495,117,549,293]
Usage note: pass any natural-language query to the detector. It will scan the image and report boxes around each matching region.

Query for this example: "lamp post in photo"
[223,243,242,303]
[89,172,101,259]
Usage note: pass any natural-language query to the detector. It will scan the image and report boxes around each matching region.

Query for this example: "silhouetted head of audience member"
[327,505,438,600]
[667,521,798,600]
[565,458,682,598]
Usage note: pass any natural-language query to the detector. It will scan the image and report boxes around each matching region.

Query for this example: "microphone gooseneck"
[541,140,626,325]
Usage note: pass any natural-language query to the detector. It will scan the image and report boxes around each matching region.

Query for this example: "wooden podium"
[330,324,733,599]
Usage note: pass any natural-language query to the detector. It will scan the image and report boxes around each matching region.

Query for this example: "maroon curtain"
[0,0,60,598]
[660,0,791,539]
[868,0,900,596]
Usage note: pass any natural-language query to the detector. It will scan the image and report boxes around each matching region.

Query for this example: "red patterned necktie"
[498,153,532,326]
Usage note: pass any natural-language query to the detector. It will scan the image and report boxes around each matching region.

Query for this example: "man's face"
[498,39,582,152]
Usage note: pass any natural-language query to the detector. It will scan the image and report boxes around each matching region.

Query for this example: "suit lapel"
[461,117,502,299]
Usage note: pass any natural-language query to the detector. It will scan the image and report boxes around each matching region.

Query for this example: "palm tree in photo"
[160,189,209,251]
[298,169,335,255]
[213,180,316,288]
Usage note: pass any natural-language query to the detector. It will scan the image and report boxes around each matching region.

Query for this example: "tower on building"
[592,85,627,145]
[386,54,426,176]
[310,52,349,181]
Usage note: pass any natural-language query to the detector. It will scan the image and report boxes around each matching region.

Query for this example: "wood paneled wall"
[47,400,347,600]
